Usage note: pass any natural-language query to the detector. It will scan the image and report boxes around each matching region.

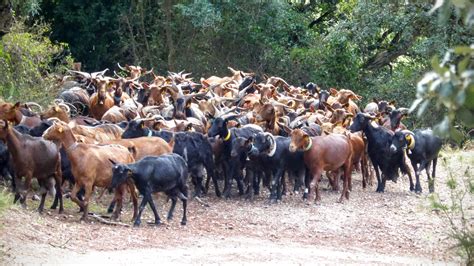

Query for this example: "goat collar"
[406,134,415,150]
[266,134,277,157]
[303,138,313,152]
[223,130,231,141]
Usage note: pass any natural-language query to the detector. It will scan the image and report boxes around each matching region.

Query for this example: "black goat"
[0,142,13,188]
[122,119,220,197]
[207,117,263,198]
[249,132,306,201]
[349,113,414,192]
[122,120,173,142]
[390,129,442,193]
[110,154,189,226]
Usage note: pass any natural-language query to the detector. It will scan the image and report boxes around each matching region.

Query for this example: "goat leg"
[411,161,422,193]
[374,166,384,193]
[146,194,161,225]
[134,194,149,227]
[167,196,177,221]
[430,158,438,193]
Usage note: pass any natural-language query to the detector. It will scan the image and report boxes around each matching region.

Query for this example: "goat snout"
[389,144,397,153]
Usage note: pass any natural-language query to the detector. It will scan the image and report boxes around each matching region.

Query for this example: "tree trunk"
[164,0,175,71]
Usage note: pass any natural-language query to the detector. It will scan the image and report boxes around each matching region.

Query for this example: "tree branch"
[308,8,334,28]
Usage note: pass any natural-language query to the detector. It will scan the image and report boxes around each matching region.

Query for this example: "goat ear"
[108,159,117,165]
[389,100,396,106]
[13,102,21,110]
[127,146,137,158]
[329,88,338,96]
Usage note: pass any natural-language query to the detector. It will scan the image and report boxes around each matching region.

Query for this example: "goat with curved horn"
[25,102,43,113]
[117,62,128,71]
[68,70,92,79]
[57,103,71,114]
[91,68,109,78]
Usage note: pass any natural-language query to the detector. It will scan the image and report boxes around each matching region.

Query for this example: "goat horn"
[117,63,127,71]
[46,117,61,122]
[91,68,109,78]
[57,103,71,113]
[401,129,414,136]
[68,70,91,79]
[25,102,43,112]
[398,107,410,115]
[143,68,154,75]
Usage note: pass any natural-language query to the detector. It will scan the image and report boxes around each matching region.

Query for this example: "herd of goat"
[0,65,443,226]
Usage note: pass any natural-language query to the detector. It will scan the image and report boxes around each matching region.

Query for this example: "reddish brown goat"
[103,136,172,160]
[0,102,42,127]
[254,102,281,135]
[70,123,124,143]
[41,104,70,122]
[90,78,115,120]
[0,120,63,213]
[328,88,362,116]
[289,129,353,203]
[42,120,138,221]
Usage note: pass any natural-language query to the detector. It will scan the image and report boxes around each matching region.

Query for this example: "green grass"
[0,188,13,216]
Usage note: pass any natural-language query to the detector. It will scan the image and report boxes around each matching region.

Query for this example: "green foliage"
[30,0,473,132]
[410,0,473,145]
[429,154,474,265]
[0,20,73,105]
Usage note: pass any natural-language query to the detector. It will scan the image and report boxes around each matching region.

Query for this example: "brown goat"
[103,136,172,160]
[90,78,115,120]
[41,104,70,122]
[327,88,362,116]
[0,120,63,213]
[101,106,127,123]
[289,129,353,203]
[0,102,42,127]
[71,123,123,142]
[254,102,280,135]
[42,120,137,221]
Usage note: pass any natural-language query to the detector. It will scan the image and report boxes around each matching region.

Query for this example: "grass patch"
[0,188,13,216]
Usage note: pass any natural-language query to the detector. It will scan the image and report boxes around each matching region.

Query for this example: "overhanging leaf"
[449,127,464,144]
[457,107,474,127]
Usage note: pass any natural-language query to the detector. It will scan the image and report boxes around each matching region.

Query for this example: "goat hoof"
[133,222,141,227]
[180,220,187,226]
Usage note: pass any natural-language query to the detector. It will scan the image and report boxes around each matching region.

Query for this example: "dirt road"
[1,149,471,265]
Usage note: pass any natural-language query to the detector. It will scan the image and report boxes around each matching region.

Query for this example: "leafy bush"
[429,153,474,265]
[0,20,73,105]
